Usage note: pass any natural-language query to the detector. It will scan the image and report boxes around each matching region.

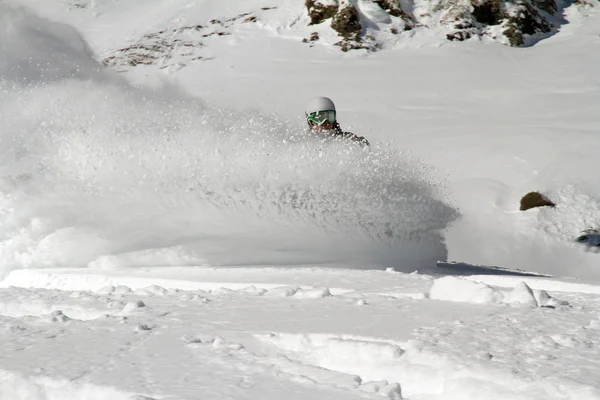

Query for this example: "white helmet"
[305,97,336,115]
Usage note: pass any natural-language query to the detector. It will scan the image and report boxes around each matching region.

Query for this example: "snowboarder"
[305,97,369,147]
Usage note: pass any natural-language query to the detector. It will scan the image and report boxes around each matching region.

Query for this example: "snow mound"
[294,287,332,298]
[429,276,567,307]
[429,276,505,304]
[503,281,538,306]
[263,286,301,297]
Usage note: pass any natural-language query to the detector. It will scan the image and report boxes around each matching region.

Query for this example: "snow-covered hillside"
[1,0,600,399]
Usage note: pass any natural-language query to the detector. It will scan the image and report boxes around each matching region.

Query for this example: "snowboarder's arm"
[342,132,369,147]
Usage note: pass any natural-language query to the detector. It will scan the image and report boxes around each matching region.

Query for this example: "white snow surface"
[1,0,600,399]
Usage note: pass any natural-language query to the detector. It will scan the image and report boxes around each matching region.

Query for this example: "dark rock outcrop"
[520,192,556,211]
[306,0,339,25]
[503,1,553,46]
[471,0,503,25]
[373,0,414,24]
[331,2,362,40]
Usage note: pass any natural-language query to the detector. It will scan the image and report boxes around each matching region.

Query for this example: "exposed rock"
[302,32,320,43]
[100,1,575,63]
[433,0,556,47]
[373,0,414,25]
[102,8,281,70]
[331,1,362,40]
[532,0,558,15]
[435,0,473,25]
[330,1,366,51]
[306,0,339,25]
[447,30,473,41]
[471,0,503,25]
[520,191,556,211]
[103,28,204,70]
[301,0,564,51]
[335,39,372,52]
[503,1,553,46]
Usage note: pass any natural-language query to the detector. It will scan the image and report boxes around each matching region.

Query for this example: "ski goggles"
[306,110,336,126]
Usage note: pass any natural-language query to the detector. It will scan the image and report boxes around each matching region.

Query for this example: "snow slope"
[3,0,600,279]
[1,0,600,399]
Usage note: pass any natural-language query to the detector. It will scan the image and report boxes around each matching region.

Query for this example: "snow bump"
[429,277,568,307]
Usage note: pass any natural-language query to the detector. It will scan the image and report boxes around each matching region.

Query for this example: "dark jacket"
[311,122,369,147]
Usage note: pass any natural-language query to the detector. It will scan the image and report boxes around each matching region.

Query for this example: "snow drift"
[0,4,458,278]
